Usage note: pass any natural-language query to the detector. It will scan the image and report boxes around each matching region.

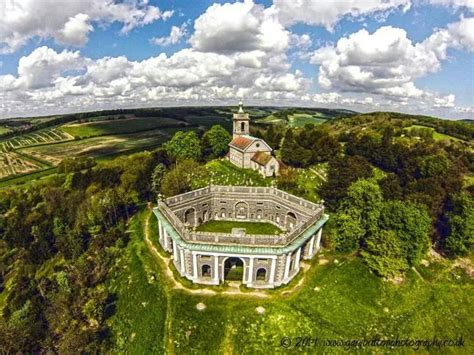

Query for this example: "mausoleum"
[153,185,328,288]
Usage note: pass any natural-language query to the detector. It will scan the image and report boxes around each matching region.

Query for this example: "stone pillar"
[214,256,219,284]
[192,252,198,280]
[269,257,276,285]
[316,228,322,252]
[172,240,177,258]
[163,228,169,250]
[295,247,302,270]
[247,257,254,284]
[158,219,163,241]
[180,248,185,274]
[284,252,291,279]
[308,234,316,258]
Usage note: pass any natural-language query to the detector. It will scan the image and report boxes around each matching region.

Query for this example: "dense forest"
[0,112,472,352]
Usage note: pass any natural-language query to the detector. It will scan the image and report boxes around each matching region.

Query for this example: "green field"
[61,116,186,138]
[196,220,282,235]
[106,210,474,354]
[288,113,327,127]
[405,125,465,142]
[20,129,175,165]
[0,126,12,135]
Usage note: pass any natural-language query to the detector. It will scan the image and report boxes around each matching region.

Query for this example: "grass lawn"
[112,209,474,353]
[195,220,282,235]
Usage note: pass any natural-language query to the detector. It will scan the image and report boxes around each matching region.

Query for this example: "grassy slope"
[404,125,466,142]
[193,160,272,188]
[109,209,474,354]
[196,220,282,235]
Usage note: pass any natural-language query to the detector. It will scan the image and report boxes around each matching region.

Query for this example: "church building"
[228,102,280,177]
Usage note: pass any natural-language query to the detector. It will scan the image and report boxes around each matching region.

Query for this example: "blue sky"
[0,0,472,119]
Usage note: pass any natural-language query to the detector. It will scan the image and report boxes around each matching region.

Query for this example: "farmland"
[0,128,73,152]
[20,129,179,166]
[60,116,187,138]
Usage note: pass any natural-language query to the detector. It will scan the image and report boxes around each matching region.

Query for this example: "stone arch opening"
[286,212,297,230]
[256,268,267,281]
[220,208,226,218]
[184,208,196,225]
[223,257,245,281]
[203,210,208,221]
[234,201,248,219]
[241,121,245,132]
[256,209,263,220]
[201,264,211,277]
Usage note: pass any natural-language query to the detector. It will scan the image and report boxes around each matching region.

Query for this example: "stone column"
[172,240,177,258]
[163,228,169,250]
[269,257,276,285]
[308,234,316,258]
[192,252,198,280]
[295,247,302,270]
[158,219,163,241]
[180,248,185,274]
[247,257,254,284]
[214,256,219,284]
[316,228,322,252]
[284,252,291,279]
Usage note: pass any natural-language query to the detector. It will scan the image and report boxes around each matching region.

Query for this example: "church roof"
[251,151,273,166]
[229,135,256,150]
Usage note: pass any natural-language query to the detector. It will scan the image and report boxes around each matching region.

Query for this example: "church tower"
[232,100,250,138]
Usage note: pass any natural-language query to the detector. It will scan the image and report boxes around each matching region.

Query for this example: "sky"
[0,0,473,119]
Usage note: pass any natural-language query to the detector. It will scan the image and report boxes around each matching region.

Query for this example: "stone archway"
[256,268,267,281]
[201,264,211,278]
[285,212,297,230]
[223,257,245,281]
[184,208,196,226]
[234,201,248,219]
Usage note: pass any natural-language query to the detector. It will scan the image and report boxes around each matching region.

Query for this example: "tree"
[343,179,383,236]
[379,200,431,265]
[326,210,365,252]
[201,125,231,159]
[320,155,373,211]
[151,163,166,197]
[161,160,204,196]
[164,131,201,161]
[443,192,474,256]
[361,230,409,278]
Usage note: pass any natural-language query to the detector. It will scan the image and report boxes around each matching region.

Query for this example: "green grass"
[195,220,282,235]
[60,116,185,138]
[288,114,327,128]
[405,125,465,142]
[0,126,12,135]
[114,208,474,354]
[106,211,168,353]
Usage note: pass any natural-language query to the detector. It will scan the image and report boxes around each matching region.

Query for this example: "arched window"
[202,264,211,277]
[241,122,245,132]
[256,268,267,281]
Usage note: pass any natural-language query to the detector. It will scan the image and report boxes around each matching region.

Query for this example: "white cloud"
[0,0,173,53]
[425,0,474,10]
[189,0,289,54]
[57,14,94,46]
[273,0,411,31]
[310,17,473,106]
[151,23,187,46]
[0,45,309,118]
